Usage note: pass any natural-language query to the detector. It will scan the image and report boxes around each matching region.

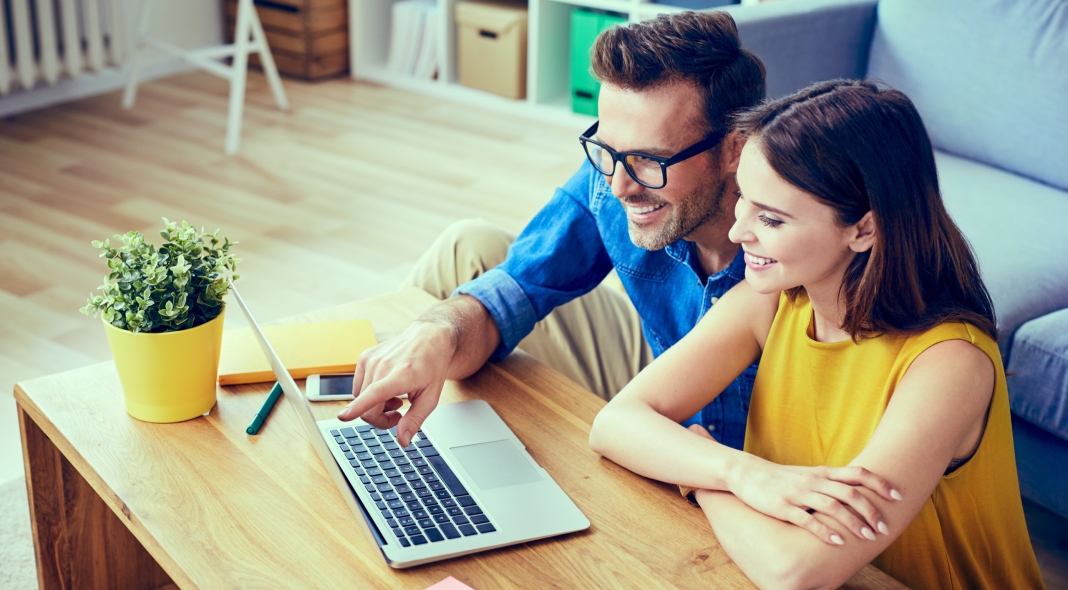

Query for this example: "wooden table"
[16,288,905,589]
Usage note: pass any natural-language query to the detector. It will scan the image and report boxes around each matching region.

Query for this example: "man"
[339,11,766,450]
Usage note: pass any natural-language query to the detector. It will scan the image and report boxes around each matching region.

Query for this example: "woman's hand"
[687,425,901,545]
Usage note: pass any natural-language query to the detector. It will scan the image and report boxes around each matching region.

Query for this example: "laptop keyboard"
[331,424,496,548]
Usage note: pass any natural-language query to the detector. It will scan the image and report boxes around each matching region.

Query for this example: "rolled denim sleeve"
[455,268,537,360]
[455,161,614,360]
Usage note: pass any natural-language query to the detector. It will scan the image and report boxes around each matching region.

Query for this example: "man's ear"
[723,130,745,173]
[848,211,877,253]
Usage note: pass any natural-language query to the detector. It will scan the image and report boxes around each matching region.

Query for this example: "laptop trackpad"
[451,440,543,490]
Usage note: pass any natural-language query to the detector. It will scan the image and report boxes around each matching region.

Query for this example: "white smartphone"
[306,373,410,402]
[305,373,356,401]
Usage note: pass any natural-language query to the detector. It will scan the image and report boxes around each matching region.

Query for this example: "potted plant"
[81,218,240,423]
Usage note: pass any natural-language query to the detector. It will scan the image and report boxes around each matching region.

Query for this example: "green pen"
[247,382,283,435]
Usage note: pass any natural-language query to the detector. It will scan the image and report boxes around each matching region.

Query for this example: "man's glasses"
[579,121,725,189]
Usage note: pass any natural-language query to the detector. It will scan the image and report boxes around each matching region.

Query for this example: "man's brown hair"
[590,11,766,134]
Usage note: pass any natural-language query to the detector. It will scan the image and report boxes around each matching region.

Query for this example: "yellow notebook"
[218,320,378,386]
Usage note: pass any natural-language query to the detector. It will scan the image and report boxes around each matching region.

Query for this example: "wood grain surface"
[16,288,905,589]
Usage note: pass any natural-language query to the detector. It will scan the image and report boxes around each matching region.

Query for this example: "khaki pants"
[399,219,654,400]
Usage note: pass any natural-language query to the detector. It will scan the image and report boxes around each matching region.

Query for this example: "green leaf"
[81,219,239,333]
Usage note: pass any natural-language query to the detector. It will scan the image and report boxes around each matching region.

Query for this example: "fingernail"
[401,428,411,446]
[891,489,902,501]
[830,534,844,545]
[877,521,889,535]
[861,527,876,541]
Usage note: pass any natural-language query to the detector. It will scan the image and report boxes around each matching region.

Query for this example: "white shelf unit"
[348,0,752,125]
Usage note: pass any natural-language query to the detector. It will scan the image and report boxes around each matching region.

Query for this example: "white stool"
[122,0,290,154]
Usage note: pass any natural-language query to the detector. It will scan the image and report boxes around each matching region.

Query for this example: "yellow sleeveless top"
[744,292,1044,590]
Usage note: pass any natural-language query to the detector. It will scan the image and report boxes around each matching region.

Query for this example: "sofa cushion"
[1007,309,1068,443]
[1013,415,1068,519]
[935,151,1068,351]
[867,0,1068,191]
[728,0,878,99]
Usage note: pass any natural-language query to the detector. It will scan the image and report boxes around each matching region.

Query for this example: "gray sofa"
[721,0,1068,518]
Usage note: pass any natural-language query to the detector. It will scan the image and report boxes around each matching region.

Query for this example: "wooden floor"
[0,71,1066,589]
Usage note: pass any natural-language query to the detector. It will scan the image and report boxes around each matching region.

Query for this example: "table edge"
[14,381,198,589]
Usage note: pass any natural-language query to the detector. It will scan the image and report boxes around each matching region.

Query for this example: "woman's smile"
[743,250,778,270]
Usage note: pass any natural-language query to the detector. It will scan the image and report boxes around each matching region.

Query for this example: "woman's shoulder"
[715,279,782,348]
[898,321,1001,385]
[901,320,998,356]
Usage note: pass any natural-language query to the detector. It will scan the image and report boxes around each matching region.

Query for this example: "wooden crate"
[224,0,349,81]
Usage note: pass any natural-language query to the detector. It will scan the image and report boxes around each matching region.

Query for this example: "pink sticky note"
[424,576,475,590]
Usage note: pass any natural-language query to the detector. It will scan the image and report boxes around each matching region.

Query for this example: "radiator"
[0,0,124,95]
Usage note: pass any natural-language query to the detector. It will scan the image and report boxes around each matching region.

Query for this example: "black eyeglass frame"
[578,121,726,189]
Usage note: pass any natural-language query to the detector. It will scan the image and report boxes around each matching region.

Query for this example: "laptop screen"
[228,286,389,550]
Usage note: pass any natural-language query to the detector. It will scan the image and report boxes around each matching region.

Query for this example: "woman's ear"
[848,211,877,253]
[723,131,745,173]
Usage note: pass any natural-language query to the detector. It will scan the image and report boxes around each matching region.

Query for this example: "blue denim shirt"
[456,160,758,449]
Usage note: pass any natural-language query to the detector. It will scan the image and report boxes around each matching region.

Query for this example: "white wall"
[0,0,224,118]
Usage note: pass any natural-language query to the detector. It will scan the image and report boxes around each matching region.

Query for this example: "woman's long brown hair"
[732,79,997,341]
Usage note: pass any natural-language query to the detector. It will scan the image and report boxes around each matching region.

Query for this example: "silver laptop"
[229,286,590,568]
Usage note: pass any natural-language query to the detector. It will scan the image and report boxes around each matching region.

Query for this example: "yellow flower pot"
[103,309,225,423]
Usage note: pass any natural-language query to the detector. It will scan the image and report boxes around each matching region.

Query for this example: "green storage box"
[570,10,627,117]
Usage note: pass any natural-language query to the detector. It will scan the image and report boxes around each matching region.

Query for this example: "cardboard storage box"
[456,0,528,99]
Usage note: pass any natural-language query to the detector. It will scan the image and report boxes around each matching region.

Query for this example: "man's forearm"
[413,294,501,381]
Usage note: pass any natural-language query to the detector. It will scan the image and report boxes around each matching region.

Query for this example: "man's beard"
[626,175,728,251]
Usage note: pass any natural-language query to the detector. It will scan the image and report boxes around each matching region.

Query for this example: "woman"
[588,79,1044,589]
